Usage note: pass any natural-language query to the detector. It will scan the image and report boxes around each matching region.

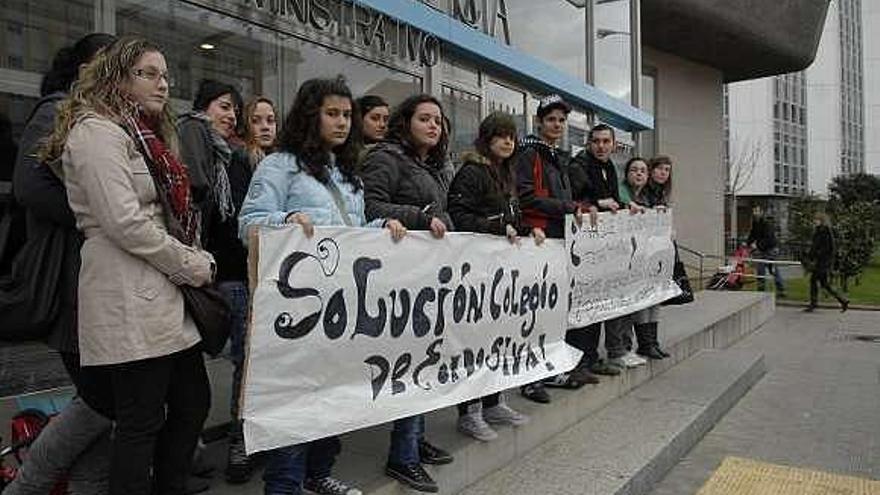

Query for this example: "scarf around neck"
[123,112,198,246]
[184,111,235,223]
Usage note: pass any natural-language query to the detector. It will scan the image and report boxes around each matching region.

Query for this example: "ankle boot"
[635,322,666,360]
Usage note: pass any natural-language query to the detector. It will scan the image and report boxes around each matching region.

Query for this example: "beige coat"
[63,116,214,366]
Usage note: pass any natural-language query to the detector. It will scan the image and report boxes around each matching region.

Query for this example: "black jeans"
[565,323,601,367]
[457,393,501,416]
[61,352,115,419]
[101,345,210,495]
[810,269,846,306]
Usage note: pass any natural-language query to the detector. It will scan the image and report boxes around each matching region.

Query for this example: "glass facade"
[594,0,632,103]
[504,0,588,82]
[0,0,94,74]
[772,73,807,195]
[839,0,864,174]
[0,0,643,169]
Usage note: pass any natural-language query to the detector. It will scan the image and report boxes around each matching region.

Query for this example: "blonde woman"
[43,37,215,495]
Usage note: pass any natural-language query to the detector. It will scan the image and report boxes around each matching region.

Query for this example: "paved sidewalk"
[650,306,880,494]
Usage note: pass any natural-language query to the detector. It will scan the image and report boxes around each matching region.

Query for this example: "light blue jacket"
[238,152,382,245]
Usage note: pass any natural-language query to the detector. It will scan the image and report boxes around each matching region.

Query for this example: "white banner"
[566,209,680,328]
[242,227,578,454]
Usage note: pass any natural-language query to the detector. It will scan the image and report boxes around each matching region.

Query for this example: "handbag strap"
[325,180,353,227]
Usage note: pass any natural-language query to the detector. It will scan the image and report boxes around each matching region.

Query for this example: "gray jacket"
[360,141,455,230]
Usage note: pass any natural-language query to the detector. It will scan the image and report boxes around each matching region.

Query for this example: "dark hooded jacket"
[513,135,578,239]
[361,140,454,230]
[448,151,528,236]
[569,149,621,210]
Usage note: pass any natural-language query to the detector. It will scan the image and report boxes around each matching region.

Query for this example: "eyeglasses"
[132,68,175,88]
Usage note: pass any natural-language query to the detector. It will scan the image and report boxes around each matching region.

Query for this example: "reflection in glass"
[639,71,656,158]
[441,58,479,90]
[0,0,94,73]
[0,93,39,143]
[116,0,421,117]
[566,110,589,154]
[486,80,526,134]
[281,36,421,109]
[594,0,632,103]
[503,0,586,82]
[441,86,481,167]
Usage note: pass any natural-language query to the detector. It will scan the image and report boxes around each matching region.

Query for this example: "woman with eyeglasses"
[42,37,215,495]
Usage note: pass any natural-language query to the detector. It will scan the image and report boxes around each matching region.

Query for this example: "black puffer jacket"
[569,149,621,210]
[448,151,527,236]
[513,135,578,239]
[11,93,81,353]
[361,141,454,230]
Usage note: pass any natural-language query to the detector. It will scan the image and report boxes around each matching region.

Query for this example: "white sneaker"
[483,403,530,427]
[621,352,647,368]
[458,412,498,441]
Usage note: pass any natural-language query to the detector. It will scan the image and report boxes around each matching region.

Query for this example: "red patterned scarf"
[124,113,198,246]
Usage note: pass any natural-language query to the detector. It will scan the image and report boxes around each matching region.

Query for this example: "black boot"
[635,322,666,360]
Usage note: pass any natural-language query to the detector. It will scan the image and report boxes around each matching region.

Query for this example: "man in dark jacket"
[746,206,786,297]
[805,212,848,312]
[514,94,588,403]
[569,123,622,211]
[565,124,631,379]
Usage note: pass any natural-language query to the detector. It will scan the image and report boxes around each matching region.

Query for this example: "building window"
[594,0,632,103]
[0,0,94,74]
[639,68,657,158]
[441,85,481,166]
[504,0,587,82]
[115,0,421,117]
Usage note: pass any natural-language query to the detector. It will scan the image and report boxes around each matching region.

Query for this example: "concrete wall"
[644,46,725,258]
[727,78,775,196]
[865,0,880,175]
[806,0,841,197]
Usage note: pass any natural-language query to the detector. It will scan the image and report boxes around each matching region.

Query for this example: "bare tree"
[725,137,765,249]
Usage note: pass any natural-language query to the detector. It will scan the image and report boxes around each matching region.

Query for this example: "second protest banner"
[242,227,577,454]
[566,209,680,328]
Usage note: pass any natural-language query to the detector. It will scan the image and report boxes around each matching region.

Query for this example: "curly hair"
[386,94,448,167]
[277,76,362,190]
[40,36,177,163]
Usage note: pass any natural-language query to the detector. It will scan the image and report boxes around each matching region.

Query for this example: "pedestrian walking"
[805,212,849,312]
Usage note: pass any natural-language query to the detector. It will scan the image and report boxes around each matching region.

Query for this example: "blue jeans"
[219,281,248,418]
[387,415,424,466]
[755,250,785,293]
[263,436,341,495]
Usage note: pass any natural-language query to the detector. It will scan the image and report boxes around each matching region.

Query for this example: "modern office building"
[725,0,871,240]
[0,0,828,406]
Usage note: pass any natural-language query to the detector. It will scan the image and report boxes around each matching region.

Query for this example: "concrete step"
[457,348,766,495]
[200,291,774,495]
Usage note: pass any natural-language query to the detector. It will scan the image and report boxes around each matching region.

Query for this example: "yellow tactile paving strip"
[697,456,880,495]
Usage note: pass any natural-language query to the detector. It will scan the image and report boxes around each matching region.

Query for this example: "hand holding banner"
[566,209,680,328]
[242,227,577,454]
